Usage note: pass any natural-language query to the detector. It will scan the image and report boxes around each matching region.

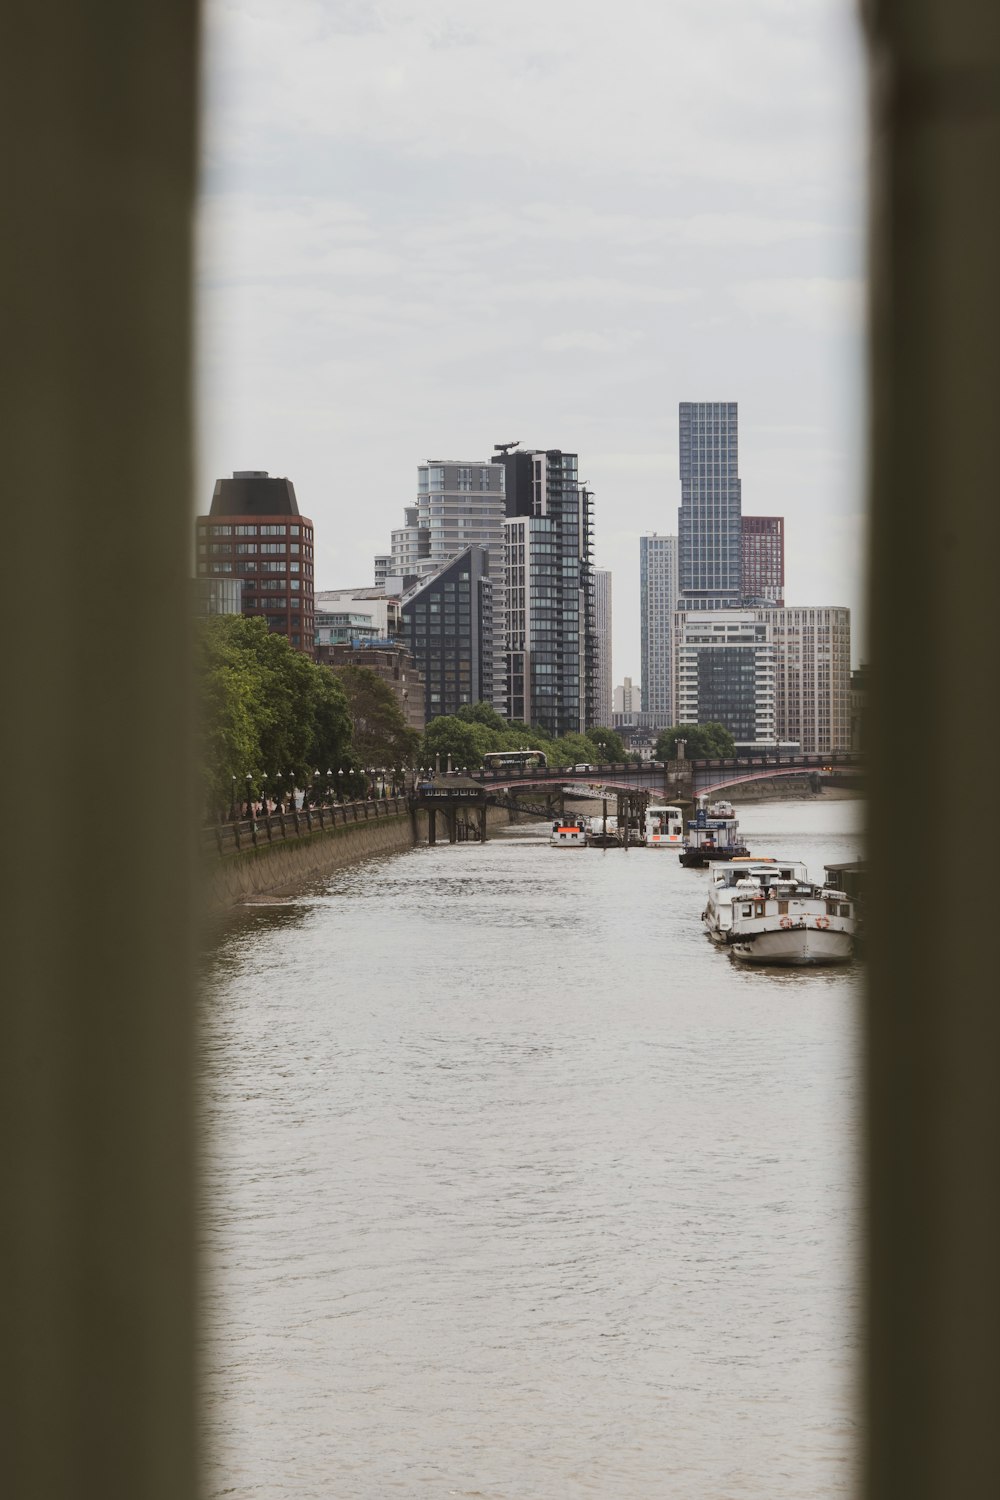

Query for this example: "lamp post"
[230,775,237,823]
[313,769,320,807]
[326,769,333,804]
[337,768,344,802]
[261,772,268,815]
[245,773,253,819]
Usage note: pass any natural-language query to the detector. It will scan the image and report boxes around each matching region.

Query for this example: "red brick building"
[195,471,315,654]
[741,515,785,606]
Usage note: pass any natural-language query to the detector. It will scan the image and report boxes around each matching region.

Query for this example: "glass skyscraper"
[677,401,742,609]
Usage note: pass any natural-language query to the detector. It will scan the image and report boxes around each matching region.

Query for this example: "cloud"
[197,0,868,678]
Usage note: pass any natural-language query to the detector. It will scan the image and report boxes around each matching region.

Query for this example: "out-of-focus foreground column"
[864,3,1000,1497]
[1,5,200,1499]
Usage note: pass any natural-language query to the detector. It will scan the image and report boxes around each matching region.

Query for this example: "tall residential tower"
[639,533,678,728]
[677,401,742,610]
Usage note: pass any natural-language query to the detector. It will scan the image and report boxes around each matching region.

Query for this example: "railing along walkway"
[204,795,410,856]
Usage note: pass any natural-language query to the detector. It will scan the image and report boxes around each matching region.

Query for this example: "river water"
[200,796,863,1499]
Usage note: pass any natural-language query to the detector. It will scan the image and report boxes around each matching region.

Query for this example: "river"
[200,795,863,1498]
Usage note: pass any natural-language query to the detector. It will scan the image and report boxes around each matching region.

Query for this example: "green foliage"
[332,664,421,771]
[654,722,736,761]
[196,616,354,813]
[456,702,508,731]
[585,724,626,762]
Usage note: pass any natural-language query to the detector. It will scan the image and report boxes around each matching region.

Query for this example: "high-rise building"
[677,402,742,610]
[754,606,851,754]
[386,462,507,710]
[593,569,613,726]
[674,610,776,744]
[374,554,392,587]
[493,446,596,735]
[639,533,678,728]
[741,516,785,605]
[614,677,641,715]
[398,546,494,723]
[195,471,315,654]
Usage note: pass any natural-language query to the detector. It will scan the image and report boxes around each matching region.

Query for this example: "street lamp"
[230,775,237,823]
[313,769,320,807]
[245,773,253,819]
[326,768,333,803]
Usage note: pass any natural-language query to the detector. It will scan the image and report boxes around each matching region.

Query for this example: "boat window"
[742,905,753,917]
[840,903,851,917]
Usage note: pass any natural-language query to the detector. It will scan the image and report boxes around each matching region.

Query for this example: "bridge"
[467,750,863,800]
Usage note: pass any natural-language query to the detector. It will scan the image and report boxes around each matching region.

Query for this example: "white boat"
[549,819,587,847]
[680,797,750,867]
[586,813,620,847]
[703,858,855,965]
[644,804,683,850]
[702,858,808,944]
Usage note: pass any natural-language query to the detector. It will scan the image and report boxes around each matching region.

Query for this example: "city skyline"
[197,0,866,684]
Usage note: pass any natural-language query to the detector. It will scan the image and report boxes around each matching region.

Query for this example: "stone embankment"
[203,796,513,910]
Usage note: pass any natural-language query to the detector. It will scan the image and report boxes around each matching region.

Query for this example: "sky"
[197,0,868,681]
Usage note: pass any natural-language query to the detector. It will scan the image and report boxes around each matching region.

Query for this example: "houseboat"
[644,805,684,851]
[728,876,855,965]
[702,858,808,944]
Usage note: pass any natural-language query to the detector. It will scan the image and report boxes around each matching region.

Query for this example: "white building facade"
[593,569,613,726]
[754,606,852,754]
[639,533,678,728]
[674,610,776,745]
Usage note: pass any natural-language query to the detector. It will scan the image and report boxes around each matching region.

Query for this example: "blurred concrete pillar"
[1,4,200,1499]
[864,3,1000,1496]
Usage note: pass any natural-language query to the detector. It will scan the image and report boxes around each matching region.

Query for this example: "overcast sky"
[197,0,868,680]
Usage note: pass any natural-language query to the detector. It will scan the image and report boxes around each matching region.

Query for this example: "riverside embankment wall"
[203,799,514,910]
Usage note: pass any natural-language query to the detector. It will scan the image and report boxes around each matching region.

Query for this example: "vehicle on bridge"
[482,749,548,773]
[644,805,683,850]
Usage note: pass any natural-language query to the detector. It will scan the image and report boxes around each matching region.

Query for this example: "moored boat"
[702,858,808,944]
[680,798,750,867]
[703,858,856,965]
[644,804,684,850]
[550,819,588,847]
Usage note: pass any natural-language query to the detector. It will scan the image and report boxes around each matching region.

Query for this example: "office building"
[195,471,315,654]
[593,569,613,726]
[755,606,852,754]
[494,446,596,735]
[374,554,392,587]
[383,462,507,710]
[639,533,678,728]
[741,516,785,605]
[675,610,776,744]
[677,401,742,610]
[398,546,494,723]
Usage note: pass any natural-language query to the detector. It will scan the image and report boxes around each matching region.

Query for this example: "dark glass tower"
[493,447,596,736]
[677,402,742,609]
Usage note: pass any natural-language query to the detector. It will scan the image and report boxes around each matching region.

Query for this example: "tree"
[421,715,490,771]
[332,664,420,770]
[654,722,736,761]
[195,615,354,815]
[586,725,625,761]
[456,701,508,731]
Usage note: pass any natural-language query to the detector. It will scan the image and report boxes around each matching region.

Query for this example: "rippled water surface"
[201,796,863,1498]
